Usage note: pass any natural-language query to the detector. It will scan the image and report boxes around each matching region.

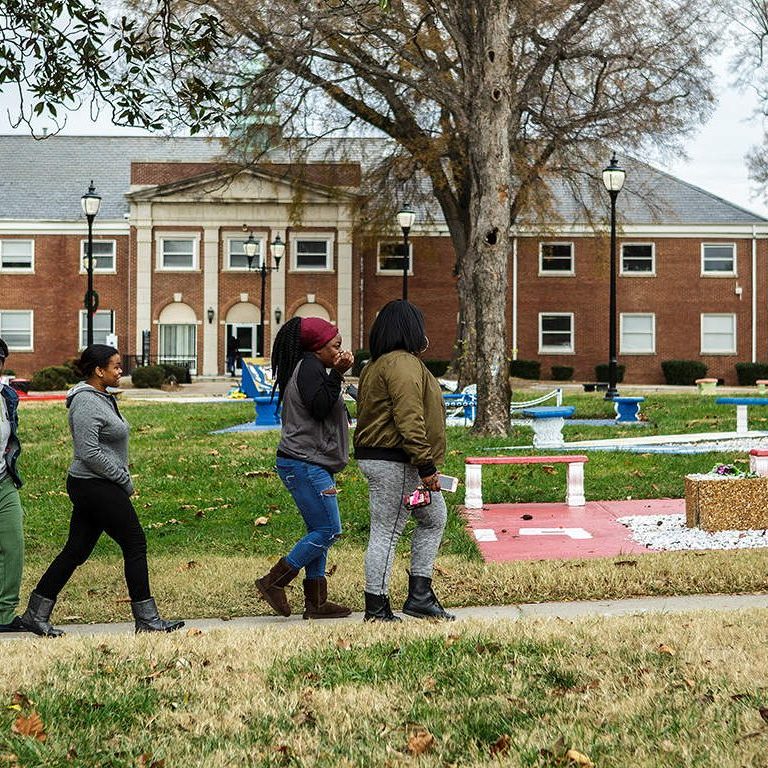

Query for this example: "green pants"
[0,476,24,624]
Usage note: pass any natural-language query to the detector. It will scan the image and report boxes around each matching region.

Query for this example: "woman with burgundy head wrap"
[255,316,354,619]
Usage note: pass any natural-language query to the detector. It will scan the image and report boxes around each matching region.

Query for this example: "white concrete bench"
[464,455,588,508]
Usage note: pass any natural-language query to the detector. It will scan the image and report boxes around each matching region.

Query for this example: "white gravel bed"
[617,514,768,551]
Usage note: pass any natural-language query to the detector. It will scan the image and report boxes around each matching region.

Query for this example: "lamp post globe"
[601,153,626,400]
[396,205,416,301]
[80,181,102,347]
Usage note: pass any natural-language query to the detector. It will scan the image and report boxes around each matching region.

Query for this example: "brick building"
[0,135,765,383]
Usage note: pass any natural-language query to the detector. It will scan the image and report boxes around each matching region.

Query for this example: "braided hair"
[270,317,303,405]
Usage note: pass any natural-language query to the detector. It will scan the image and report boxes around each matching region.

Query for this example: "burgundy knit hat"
[300,317,339,352]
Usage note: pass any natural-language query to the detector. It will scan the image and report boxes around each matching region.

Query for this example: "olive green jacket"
[353,350,446,476]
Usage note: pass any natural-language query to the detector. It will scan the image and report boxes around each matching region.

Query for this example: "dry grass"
[3,611,768,766]
[16,546,768,625]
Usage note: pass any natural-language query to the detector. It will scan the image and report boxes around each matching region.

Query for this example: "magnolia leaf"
[11,711,47,741]
[254,516,270,526]
[406,727,434,755]
[565,748,594,766]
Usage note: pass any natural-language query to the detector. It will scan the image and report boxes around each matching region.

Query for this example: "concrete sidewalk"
[3,592,768,639]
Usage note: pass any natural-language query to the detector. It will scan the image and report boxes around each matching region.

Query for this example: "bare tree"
[0,0,718,433]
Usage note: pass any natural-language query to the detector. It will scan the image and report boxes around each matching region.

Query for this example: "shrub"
[352,349,370,376]
[130,365,166,389]
[661,360,707,385]
[161,363,192,384]
[423,359,450,377]
[509,359,540,379]
[551,365,574,381]
[30,365,76,391]
[594,363,625,383]
[735,362,768,386]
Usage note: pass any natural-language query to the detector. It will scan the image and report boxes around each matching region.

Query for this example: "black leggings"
[35,475,151,602]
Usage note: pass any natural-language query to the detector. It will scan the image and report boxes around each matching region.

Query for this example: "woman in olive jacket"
[354,300,454,622]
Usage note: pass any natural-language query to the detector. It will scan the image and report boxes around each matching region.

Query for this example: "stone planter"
[685,474,768,532]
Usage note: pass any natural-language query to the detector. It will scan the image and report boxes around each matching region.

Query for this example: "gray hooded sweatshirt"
[66,382,133,495]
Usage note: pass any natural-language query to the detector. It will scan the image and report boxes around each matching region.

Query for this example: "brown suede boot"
[255,558,299,616]
[302,577,352,620]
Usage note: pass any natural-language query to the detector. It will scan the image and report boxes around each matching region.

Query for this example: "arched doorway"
[292,303,331,321]
[226,302,260,371]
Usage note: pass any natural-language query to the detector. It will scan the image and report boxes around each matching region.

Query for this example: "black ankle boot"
[0,616,28,633]
[402,574,455,621]
[131,598,185,634]
[19,592,64,637]
[363,592,402,622]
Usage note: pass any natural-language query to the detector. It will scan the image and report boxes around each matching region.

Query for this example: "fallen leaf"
[177,561,199,571]
[11,711,46,741]
[254,516,270,526]
[245,470,272,478]
[326,563,337,576]
[565,748,594,766]
[335,638,352,650]
[186,628,204,637]
[406,727,434,755]
[613,559,637,567]
[10,692,32,709]
[489,734,510,756]
[658,643,675,655]
[759,707,768,723]
[541,465,556,474]
[422,677,437,694]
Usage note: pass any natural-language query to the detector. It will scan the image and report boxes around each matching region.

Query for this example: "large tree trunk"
[463,1,512,435]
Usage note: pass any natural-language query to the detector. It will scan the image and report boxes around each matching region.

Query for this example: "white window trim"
[701,242,737,277]
[620,312,656,354]
[155,233,200,272]
[289,233,335,272]
[79,239,117,274]
[0,310,34,351]
[0,239,35,273]
[620,243,656,277]
[224,233,267,271]
[538,242,574,276]
[78,310,115,350]
[701,313,737,354]
[538,312,574,354]
[376,240,413,276]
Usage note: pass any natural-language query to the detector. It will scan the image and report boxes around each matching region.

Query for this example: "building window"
[0,240,34,271]
[158,237,197,270]
[0,310,33,350]
[621,244,654,275]
[80,240,116,272]
[539,243,574,275]
[620,313,655,354]
[293,237,332,271]
[159,324,197,373]
[227,236,264,270]
[539,313,574,353]
[79,310,114,349]
[701,313,736,354]
[702,243,736,275]
[377,241,412,274]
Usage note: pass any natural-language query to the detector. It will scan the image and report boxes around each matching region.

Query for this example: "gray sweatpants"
[358,459,448,595]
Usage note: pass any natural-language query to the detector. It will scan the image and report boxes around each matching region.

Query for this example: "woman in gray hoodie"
[18,345,184,636]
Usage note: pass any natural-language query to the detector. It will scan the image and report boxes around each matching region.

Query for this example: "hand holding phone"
[438,474,459,493]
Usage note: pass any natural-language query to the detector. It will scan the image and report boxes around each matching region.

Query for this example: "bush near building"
[30,364,78,391]
[551,365,574,381]
[595,363,625,383]
[734,362,768,386]
[661,360,707,385]
[509,359,540,379]
[130,365,166,389]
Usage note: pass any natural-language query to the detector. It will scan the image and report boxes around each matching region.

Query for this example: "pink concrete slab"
[463,498,684,562]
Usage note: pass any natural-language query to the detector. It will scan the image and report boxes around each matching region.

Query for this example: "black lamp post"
[396,206,416,300]
[245,232,284,356]
[601,152,626,400]
[80,181,102,347]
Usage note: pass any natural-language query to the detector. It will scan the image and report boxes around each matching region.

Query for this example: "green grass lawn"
[12,393,768,622]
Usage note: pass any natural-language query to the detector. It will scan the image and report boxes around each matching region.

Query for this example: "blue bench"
[612,396,645,423]
[715,397,768,434]
[521,405,575,448]
[240,360,281,426]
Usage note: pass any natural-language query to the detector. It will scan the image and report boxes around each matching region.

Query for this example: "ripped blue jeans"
[276,457,342,579]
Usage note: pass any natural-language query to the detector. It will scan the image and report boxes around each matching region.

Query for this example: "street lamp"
[80,180,102,347]
[245,232,284,356]
[396,205,416,300]
[601,152,626,400]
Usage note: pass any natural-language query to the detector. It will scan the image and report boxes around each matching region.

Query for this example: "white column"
[202,227,220,375]
[566,462,586,506]
[465,463,483,509]
[737,405,749,434]
[134,204,153,355]
[336,223,353,346]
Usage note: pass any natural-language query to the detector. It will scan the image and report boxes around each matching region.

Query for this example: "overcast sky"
[1,54,766,218]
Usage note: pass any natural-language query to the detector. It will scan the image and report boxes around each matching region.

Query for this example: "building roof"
[0,134,764,226]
